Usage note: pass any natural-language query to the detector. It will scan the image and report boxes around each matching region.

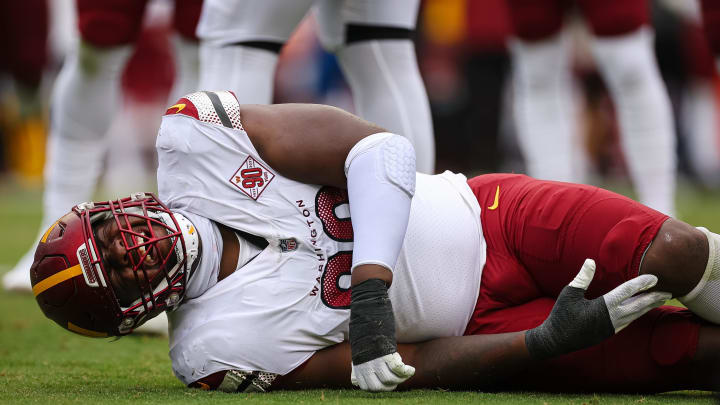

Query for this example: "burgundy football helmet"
[30,192,199,337]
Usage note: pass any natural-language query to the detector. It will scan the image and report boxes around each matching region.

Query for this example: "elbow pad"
[345,132,416,272]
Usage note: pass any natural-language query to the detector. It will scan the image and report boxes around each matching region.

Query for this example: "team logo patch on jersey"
[279,238,298,252]
[229,156,275,200]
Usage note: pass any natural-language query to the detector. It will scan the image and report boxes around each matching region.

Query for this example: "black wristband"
[526,285,614,360]
[349,278,397,365]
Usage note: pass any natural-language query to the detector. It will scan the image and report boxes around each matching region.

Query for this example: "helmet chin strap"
[167,211,200,276]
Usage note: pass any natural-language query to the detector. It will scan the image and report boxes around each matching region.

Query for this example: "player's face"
[94,216,174,307]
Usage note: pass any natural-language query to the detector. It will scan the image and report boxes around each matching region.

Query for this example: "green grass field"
[0,177,718,404]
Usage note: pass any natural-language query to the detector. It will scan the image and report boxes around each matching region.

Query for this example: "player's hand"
[349,278,414,391]
[600,262,672,333]
[525,258,671,359]
[351,352,415,392]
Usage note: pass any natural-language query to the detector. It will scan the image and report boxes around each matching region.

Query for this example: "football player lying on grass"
[31,91,720,393]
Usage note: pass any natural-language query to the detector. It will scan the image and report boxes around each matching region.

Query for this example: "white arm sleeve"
[345,132,416,272]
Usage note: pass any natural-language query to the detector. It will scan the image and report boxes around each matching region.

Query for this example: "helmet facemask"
[77,192,194,334]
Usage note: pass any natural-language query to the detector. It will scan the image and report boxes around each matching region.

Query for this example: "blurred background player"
[416,0,515,174]
[2,0,203,293]
[507,0,678,216]
[700,0,720,70]
[658,0,720,189]
[0,0,49,185]
[195,0,436,174]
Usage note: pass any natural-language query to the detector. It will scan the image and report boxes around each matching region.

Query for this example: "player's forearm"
[398,331,531,390]
[351,264,393,286]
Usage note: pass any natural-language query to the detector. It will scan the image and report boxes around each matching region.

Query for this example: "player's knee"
[640,219,708,297]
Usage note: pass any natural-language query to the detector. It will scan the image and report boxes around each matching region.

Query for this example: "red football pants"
[0,0,48,87]
[465,174,701,392]
[77,0,202,47]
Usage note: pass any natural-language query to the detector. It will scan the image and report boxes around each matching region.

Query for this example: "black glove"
[526,259,670,360]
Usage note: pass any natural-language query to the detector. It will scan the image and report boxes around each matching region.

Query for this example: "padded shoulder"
[165,90,243,130]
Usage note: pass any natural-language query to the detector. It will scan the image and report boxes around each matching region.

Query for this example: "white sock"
[336,40,435,174]
[681,81,720,188]
[591,27,677,216]
[510,31,583,182]
[679,227,720,324]
[198,42,278,104]
[168,36,199,103]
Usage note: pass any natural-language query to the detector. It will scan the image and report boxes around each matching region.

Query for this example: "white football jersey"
[157,91,486,386]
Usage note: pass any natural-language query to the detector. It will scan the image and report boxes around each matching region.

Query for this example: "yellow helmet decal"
[32,264,82,297]
[40,220,60,243]
[68,322,108,338]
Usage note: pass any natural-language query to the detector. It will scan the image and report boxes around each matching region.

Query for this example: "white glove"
[576,259,673,333]
[350,352,415,392]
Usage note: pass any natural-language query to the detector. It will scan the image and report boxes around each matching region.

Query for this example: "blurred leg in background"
[316,0,435,173]
[168,0,201,103]
[2,0,146,292]
[671,2,720,189]
[3,0,201,295]
[584,0,677,216]
[197,0,435,173]
[507,0,677,216]
[508,0,581,183]
[197,0,312,105]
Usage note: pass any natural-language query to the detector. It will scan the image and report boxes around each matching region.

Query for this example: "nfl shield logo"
[279,238,298,252]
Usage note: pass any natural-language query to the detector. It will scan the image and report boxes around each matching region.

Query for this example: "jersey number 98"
[316,187,352,309]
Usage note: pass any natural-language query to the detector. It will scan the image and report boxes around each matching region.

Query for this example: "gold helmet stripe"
[32,264,82,297]
[68,322,107,338]
[40,220,59,243]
